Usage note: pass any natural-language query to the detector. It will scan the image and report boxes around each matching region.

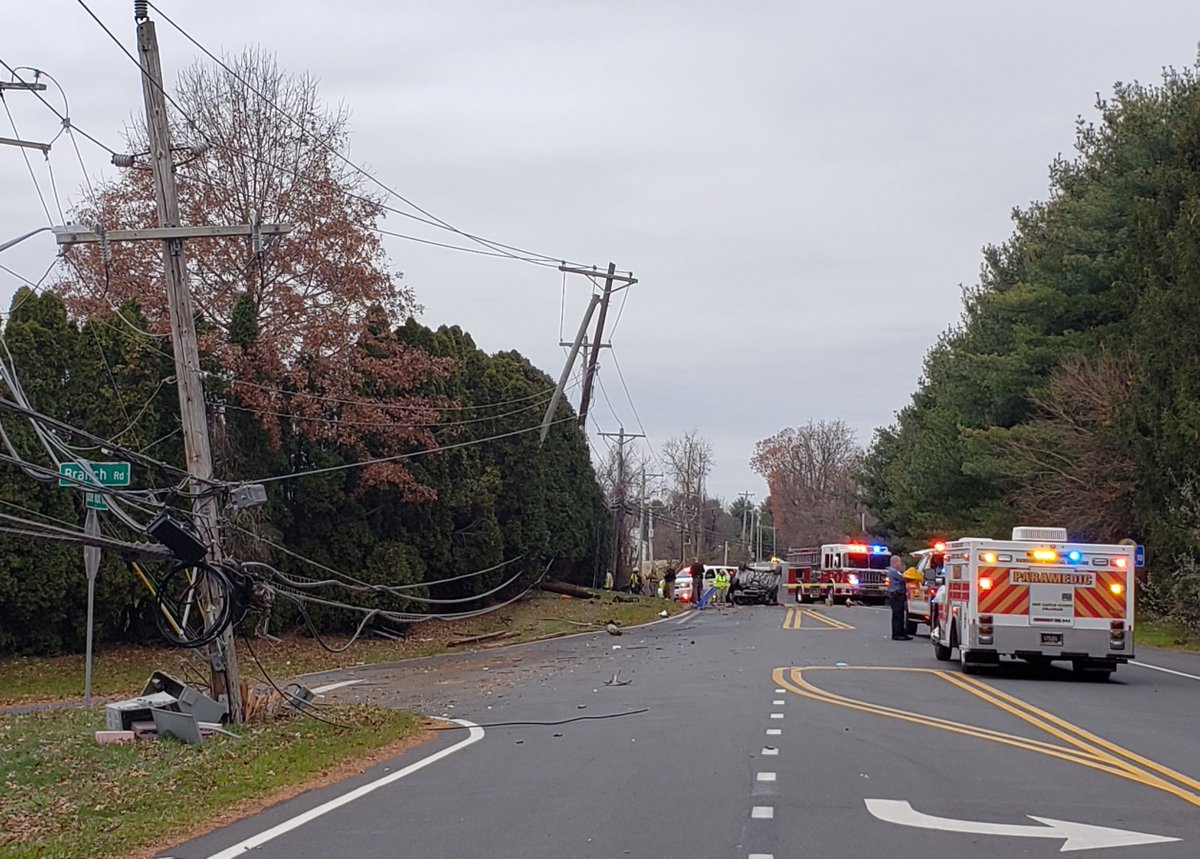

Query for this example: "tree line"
[856,63,1200,627]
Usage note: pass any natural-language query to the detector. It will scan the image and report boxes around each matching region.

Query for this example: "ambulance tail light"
[934,541,946,552]
[1114,557,1128,569]
[1110,619,1126,650]
[1110,582,1124,596]
[978,576,993,591]
[979,614,994,645]
[982,552,997,564]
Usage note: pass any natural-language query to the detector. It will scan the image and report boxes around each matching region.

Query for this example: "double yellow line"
[782,606,855,630]
[772,665,1200,809]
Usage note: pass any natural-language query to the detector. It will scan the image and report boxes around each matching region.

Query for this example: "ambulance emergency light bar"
[979,549,1129,568]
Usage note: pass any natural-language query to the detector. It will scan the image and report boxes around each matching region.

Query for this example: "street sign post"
[83,508,101,707]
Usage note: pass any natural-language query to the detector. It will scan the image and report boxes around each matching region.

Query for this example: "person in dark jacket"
[689,559,705,609]
[662,565,676,601]
[886,555,911,640]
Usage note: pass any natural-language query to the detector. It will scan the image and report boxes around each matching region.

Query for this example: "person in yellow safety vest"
[714,569,731,605]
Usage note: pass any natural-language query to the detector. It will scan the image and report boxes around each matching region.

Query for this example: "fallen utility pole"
[540,293,600,443]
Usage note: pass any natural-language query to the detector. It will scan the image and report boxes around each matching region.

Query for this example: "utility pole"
[137,7,242,721]
[0,79,52,155]
[637,468,663,575]
[560,263,637,430]
[738,490,754,557]
[55,5,285,722]
[540,293,599,443]
[599,427,644,589]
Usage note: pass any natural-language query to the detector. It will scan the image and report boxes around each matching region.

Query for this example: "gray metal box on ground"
[104,692,179,731]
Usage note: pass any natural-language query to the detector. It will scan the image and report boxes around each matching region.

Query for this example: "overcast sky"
[4,1,1200,506]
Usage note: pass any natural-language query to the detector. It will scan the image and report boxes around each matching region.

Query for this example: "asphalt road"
[162,601,1200,859]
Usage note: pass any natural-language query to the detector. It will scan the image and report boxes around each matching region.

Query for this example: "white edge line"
[1131,661,1200,682]
[205,718,485,859]
[311,679,365,695]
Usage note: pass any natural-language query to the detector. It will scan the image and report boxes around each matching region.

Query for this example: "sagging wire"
[252,560,530,606]
[242,555,525,595]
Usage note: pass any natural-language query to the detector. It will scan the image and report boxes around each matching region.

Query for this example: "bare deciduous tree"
[661,431,713,560]
[751,420,862,548]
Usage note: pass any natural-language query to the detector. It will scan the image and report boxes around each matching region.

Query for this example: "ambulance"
[930,527,1135,678]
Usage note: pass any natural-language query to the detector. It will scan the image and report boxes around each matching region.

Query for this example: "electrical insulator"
[134,1,148,21]
[111,153,135,168]
[97,227,112,266]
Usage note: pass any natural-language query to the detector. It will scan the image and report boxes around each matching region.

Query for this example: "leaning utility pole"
[599,428,644,589]
[136,7,243,720]
[559,263,637,430]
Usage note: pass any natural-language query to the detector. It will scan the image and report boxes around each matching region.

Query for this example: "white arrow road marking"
[864,799,1179,853]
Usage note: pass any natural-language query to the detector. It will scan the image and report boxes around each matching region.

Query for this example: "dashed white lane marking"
[756,772,777,782]
[205,719,485,859]
[748,854,774,859]
[1132,661,1200,682]
[772,699,785,705]
[766,728,782,736]
[751,806,775,819]
[770,713,784,719]
[774,687,786,694]
[761,747,778,756]
[311,679,365,695]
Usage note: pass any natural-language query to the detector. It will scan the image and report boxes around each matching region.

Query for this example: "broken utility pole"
[559,263,636,430]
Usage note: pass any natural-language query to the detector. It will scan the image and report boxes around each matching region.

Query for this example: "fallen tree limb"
[448,630,517,647]
[537,581,595,599]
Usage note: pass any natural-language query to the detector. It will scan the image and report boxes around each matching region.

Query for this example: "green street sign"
[85,492,109,511]
[58,461,130,488]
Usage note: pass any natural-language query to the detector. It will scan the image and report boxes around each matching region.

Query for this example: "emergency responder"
[689,559,705,608]
[662,565,676,601]
[887,555,911,640]
[714,568,731,605]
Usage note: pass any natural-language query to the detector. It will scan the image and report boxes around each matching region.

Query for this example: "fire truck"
[784,543,893,604]
[931,527,1135,678]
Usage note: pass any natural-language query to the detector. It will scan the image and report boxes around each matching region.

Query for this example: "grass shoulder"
[0,705,424,859]
[0,590,682,706]
[1137,617,1200,652]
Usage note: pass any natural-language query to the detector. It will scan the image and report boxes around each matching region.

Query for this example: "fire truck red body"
[783,543,893,604]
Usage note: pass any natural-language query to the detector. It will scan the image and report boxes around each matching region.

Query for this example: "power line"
[248,416,576,485]
[0,57,118,155]
[75,0,581,271]
[147,1,576,267]
[2,91,54,224]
